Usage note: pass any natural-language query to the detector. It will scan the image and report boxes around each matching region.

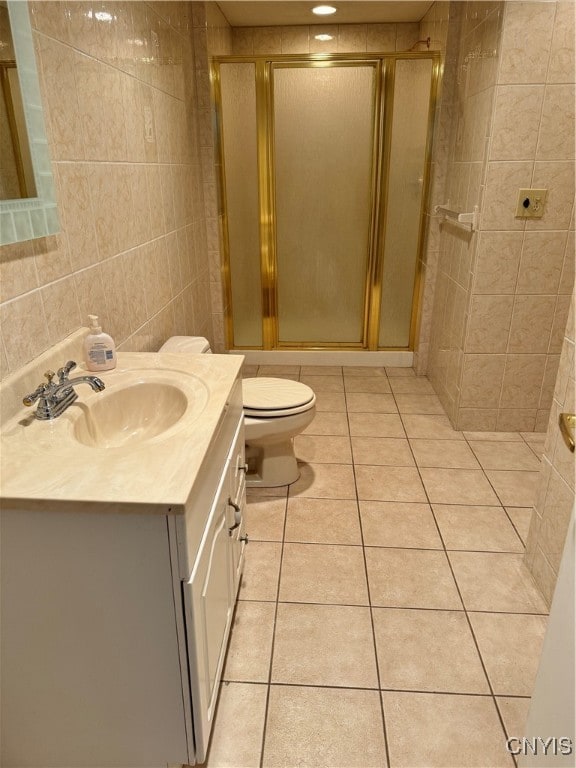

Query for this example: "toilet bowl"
[158,337,316,487]
[242,377,316,487]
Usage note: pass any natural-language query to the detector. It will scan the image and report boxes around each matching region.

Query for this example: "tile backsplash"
[230,22,421,55]
[0,1,225,380]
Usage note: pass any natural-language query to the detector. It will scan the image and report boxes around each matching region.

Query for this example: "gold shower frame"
[212,52,441,352]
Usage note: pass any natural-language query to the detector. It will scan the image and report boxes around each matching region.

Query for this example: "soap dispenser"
[83,315,117,372]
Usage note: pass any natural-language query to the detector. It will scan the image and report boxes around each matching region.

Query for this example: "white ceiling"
[216,2,434,27]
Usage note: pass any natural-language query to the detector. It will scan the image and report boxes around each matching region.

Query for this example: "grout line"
[345,373,392,768]
[431,498,515,753]
[499,506,530,551]
[236,596,548,616]
[248,492,519,508]
[222,679,528,699]
[248,536,527,555]
[256,487,289,768]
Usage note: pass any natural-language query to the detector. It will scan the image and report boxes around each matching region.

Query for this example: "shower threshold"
[229,350,413,367]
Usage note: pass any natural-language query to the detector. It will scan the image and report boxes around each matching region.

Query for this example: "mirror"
[0,5,37,202]
[0,0,59,245]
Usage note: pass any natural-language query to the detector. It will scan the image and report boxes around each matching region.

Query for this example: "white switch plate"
[516,188,548,218]
[144,106,154,143]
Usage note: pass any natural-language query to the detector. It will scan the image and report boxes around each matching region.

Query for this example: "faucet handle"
[23,384,47,407]
[23,371,54,406]
[57,360,77,382]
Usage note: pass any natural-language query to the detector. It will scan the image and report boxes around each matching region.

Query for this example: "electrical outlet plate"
[516,188,548,218]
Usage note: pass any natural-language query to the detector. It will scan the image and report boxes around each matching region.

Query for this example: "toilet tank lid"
[159,336,210,354]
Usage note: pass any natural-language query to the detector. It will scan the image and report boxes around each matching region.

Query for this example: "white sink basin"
[0,348,242,510]
[73,381,191,448]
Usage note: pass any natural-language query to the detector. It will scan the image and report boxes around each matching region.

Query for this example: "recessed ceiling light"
[312,5,337,16]
[314,34,334,41]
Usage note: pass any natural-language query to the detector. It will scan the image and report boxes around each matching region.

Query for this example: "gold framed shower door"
[212,52,441,352]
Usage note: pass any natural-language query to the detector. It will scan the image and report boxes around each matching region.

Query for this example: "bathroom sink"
[73,378,206,449]
[0,345,243,510]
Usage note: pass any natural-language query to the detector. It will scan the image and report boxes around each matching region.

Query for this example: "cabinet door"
[228,417,247,596]
[184,468,234,763]
[227,476,247,597]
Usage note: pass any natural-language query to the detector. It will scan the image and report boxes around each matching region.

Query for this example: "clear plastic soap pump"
[83,315,117,372]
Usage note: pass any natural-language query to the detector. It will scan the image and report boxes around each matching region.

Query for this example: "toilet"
[158,337,316,487]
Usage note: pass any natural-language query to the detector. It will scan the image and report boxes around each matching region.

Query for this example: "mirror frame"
[0,0,59,245]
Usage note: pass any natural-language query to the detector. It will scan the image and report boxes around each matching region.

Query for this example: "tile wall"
[425,2,504,425]
[525,287,575,606]
[423,1,575,433]
[0,1,217,379]
[230,22,421,55]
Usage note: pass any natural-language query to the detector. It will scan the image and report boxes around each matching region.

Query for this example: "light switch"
[516,188,548,218]
[144,106,154,143]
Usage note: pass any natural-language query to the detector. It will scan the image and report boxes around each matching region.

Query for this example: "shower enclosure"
[213,52,440,351]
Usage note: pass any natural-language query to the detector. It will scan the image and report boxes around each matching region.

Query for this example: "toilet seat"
[157,336,317,487]
[242,378,316,418]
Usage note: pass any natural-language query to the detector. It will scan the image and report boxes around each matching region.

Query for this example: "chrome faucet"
[23,361,105,420]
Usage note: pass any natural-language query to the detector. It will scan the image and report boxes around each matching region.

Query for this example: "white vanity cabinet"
[0,377,246,768]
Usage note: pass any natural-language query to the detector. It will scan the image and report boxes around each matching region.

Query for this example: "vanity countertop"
[0,351,243,515]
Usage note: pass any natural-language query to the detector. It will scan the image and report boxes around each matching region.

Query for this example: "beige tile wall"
[525,288,575,605]
[230,22,421,56]
[424,1,575,432]
[424,2,502,425]
[465,0,575,433]
[0,1,216,379]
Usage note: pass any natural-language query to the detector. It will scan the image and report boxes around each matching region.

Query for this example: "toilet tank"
[159,336,212,354]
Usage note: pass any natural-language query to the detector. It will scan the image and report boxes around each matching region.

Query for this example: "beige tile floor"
[203,366,548,768]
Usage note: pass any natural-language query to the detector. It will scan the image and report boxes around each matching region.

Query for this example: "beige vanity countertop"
[0,352,243,514]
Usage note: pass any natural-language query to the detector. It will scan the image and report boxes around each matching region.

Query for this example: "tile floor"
[203,366,549,768]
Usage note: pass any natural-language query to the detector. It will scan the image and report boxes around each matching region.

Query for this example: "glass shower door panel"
[273,65,375,344]
[378,59,433,348]
[219,63,262,347]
